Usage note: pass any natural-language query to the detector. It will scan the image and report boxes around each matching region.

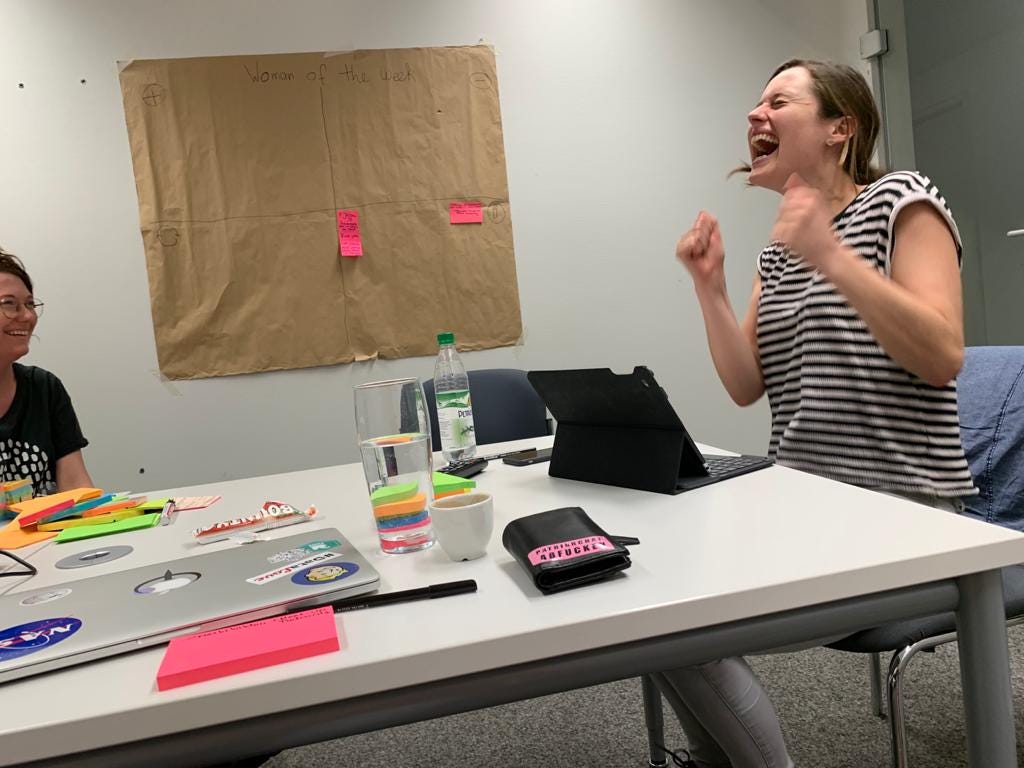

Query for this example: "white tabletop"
[3,437,1024,765]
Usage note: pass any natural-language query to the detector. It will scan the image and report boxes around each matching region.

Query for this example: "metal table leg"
[956,569,1017,767]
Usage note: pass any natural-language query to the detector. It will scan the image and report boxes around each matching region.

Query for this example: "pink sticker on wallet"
[527,536,615,566]
[337,210,363,257]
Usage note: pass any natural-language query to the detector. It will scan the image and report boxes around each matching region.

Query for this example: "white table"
[2,438,1023,767]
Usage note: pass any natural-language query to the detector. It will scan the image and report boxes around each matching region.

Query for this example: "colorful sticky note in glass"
[337,209,363,257]
[450,202,483,224]
[370,481,420,507]
[156,606,340,691]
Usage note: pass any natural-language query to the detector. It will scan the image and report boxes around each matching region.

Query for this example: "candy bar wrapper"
[193,502,317,543]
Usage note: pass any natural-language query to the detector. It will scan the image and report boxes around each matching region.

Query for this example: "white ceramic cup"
[429,492,494,561]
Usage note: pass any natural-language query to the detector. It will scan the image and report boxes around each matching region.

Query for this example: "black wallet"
[501,507,637,594]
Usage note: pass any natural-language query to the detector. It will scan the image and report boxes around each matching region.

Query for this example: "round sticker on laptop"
[0,618,83,662]
[19,588,73,607]
[291,561,359,586]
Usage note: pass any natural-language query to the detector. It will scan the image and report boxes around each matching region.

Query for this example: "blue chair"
[958,346,1024,530]
[825,345,1024,768]
[640,346,1024,768]
[422,368,551,450]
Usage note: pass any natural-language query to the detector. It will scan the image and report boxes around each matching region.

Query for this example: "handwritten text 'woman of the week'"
[244,61,415,85]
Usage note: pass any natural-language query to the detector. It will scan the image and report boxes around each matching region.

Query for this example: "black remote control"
[439,457,488,478]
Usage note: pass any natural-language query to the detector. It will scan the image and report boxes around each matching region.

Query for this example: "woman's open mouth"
[750,133,779,166]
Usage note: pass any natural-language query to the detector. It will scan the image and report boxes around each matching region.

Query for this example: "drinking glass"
[354,378,436,554]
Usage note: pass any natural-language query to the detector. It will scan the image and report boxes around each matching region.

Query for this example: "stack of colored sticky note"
[433,471,476,500]
[2,488,169,546]
[368,471,478,537]
[370,481,429,534]
[0,478,34,522]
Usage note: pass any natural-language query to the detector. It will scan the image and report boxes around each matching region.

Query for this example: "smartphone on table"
[502,447,553,466]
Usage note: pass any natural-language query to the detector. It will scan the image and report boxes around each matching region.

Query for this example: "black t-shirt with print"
[0,364,88,496]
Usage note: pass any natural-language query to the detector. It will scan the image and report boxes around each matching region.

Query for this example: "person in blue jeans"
[659,59,974,767]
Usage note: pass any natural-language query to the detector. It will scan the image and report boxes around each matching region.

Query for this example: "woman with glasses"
[0,247,92,496]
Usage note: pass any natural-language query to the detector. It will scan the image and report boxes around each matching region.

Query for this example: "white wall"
[0,0,868,491]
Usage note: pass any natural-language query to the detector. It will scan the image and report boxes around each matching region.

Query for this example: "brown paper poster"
[119,46,521,379]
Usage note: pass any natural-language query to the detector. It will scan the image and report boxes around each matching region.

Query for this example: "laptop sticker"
[19,588,73,607]
[56,545,134,569]
[0,618,83,662]
[246,550,341,586]
[134,571,202,595]
[266,539,342,564]
[291,561,359,586]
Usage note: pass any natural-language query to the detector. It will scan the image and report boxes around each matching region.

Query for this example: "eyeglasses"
[0,549,37,578]
[0,298,44,320]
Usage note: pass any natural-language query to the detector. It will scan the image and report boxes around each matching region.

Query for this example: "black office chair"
[422,368,551,450]
[640,346,1024,768]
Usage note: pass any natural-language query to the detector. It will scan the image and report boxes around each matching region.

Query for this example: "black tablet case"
[527,366,709,495]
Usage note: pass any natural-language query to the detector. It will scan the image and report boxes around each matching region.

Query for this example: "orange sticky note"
[0,516,57,549]
[81,499,142,518]
[337,209,363,257]
[434,488,469,500]
[372,492,427,520]
[156,607,340,691]
[450,202,483,224]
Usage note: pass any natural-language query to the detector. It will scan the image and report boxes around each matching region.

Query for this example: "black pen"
[288,579,478,614]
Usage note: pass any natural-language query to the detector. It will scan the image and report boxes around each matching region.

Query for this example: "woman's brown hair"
[736,58,883,184]
[0,247,34,294]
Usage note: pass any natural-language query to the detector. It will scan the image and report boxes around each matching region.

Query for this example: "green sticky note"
[56,512,161,543]
[433,471,476,492]
[135,498,171,511]
[370,481,418,507]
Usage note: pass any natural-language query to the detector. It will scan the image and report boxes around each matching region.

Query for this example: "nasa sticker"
[290,561,359,586]
[0,618,83,662]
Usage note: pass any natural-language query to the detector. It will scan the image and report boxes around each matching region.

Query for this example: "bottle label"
[435,389,476,450]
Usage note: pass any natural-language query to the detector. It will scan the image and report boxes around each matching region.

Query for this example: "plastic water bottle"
[433,332,477,463]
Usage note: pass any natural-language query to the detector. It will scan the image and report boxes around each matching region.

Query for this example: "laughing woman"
[0,247,92,495]
[657,59,975,767]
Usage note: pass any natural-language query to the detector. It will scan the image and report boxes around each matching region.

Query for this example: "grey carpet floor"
[265,624,1024,767]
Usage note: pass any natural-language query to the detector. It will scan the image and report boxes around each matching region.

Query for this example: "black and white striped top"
[756,171,976,497]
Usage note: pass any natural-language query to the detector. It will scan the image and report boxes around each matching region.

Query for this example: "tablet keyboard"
[705,454,772,477]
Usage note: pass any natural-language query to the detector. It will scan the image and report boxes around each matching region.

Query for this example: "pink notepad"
[156,607,340,691]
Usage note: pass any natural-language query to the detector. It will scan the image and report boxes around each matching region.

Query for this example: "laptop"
[527,366,773,495]
[0,527,379,684]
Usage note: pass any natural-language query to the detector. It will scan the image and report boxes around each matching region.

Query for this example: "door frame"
[867,0,916,172]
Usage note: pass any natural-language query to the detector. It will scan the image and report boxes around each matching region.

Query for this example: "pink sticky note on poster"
[337,210,363,257]
[156,607,340,691]
[450,202,483,224]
